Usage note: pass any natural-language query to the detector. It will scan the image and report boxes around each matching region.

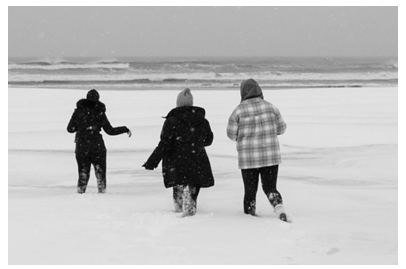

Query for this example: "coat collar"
[76,99,106,113]
[165,106,206,126]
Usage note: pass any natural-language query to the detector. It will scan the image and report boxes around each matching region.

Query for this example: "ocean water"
[8,56,398,90]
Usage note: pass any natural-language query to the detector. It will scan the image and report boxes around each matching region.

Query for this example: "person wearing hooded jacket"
[143,88,214,217]
[67,89,132,194]
[227,79,288,221]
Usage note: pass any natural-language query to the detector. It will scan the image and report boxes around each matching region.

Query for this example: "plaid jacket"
[227,97,287,169]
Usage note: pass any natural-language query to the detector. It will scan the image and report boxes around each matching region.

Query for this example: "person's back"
[67,89,131,193]
[143,88,214,217]
[227,79,289,221]
[68,97,107,151]
[228,97,286,169]
[162,105,214,186]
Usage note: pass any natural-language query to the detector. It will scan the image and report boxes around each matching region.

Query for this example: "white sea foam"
[8,57,398,89]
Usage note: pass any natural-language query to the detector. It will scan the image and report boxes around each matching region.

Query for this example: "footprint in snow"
[327,247,340,255]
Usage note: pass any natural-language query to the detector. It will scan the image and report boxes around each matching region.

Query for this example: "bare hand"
[127,130,132,137]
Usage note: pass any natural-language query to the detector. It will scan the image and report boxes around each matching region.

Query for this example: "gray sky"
[8,6,398,58]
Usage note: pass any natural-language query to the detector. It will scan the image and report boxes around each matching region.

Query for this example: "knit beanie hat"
[240,78,264,102]
[87,89,100,102]
[176,88,193,107]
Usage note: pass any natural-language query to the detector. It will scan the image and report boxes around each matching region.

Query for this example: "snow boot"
[274,204,287,222]
[244,200,256,216]
[279,213,287,222]
[97,185,106,193]
[96,174,106,193]
[174,201,183,213]
[77,185,86,194]
[173,186,184,213]
[182,185,197,217]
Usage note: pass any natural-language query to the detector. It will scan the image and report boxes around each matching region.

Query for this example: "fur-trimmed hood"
[76,99,106,113]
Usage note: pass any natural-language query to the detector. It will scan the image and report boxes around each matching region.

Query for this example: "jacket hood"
[240,78,264,102]
[76,99,106,113]
[165,106,206,127]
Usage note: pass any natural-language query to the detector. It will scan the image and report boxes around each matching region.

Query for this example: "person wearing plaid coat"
[227,78,288,221]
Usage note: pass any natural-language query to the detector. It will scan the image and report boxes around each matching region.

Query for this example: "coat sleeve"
[275,108,287,135]
[226,109,239,141]
[144,118,175,168]
[203,119,214,147]
[100,113,129,136]
[67,109,78,133]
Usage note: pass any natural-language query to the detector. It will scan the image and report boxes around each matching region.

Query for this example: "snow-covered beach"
[8,86,398,265]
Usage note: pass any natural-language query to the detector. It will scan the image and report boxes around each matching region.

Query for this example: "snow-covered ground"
[8,86,398,265]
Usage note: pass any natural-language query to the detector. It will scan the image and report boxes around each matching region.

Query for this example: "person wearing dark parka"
[67,89,132,194]
[143,88,215,217]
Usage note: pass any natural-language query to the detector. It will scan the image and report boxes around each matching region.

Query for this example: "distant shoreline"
[8,84,398,92]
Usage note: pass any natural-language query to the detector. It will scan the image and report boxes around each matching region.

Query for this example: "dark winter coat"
[67,99,129,153]
[144,106,215,188]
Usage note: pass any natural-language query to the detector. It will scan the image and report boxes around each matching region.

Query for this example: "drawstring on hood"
[240,78,264,102]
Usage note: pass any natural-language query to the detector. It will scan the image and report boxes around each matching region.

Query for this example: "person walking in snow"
[143,88,215,217]
[67,89,132,194]
[227,79,288,221]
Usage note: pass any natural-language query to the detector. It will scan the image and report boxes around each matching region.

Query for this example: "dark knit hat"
[176,88,193,107]
[240,78,264,102]
[86,89,100,101]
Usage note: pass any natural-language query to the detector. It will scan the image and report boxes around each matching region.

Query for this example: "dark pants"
[173,184,201,216]
[76,149,107,193]
[241,165,283,215]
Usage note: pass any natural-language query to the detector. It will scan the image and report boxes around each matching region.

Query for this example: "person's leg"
[182,184,200,217]
[173,185,184,212]
[190,184,200,204]
[259,165,283,207]
[93,151,107,193]
[259,165,287,221]
[241,169,260,216]
[76,151,91,194]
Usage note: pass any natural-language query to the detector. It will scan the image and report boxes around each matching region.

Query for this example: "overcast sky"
[8,6,398,59]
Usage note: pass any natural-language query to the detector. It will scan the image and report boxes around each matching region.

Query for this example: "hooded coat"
[67,98,129,153]
[144,106,215,188]
[227,79,287,169]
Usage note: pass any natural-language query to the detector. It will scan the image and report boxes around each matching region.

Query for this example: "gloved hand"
[142,163,155,170]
